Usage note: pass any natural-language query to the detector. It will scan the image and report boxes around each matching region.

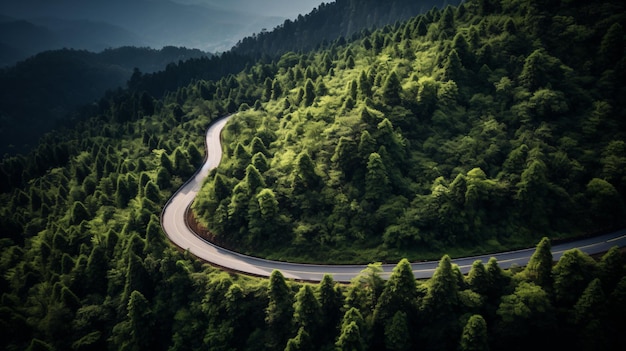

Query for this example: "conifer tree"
[522,237,553,291]
[265,270,294,350]
[293,285,321,341]
[365,152,390,203]
[304,79,316,106]
[382,71,402,106]
[318,274,343,345]
[459,314,489,351]
[384,311,411,351]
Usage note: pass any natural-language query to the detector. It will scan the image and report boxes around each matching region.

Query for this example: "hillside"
[0,46,208,155]
[231,0,459,57]
[192,0,626,263]
[0,0,625,350]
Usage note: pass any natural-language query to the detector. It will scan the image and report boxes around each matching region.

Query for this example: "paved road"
[161,115,626,283]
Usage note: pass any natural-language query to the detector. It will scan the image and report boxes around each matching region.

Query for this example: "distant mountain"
[0,46,209,155]
[0,0,290,65]
[0,16,145,67]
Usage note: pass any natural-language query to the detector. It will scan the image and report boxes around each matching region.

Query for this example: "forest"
[0,46,209,156]
[1,0,625,350]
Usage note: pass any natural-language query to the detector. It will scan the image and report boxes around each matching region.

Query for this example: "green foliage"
[2,1,626,350]
[521,237,553,290]
[459,314,489,351]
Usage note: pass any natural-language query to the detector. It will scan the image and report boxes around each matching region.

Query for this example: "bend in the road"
[161,114,626,283]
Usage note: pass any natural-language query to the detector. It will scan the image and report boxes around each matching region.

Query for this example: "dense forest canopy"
[192,0,626,263]
[0,0,625,350]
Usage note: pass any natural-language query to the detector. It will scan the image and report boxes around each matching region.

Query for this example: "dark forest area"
[1,0,625,350]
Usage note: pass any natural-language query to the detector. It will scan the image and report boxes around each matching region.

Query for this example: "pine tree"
[304,79,316,106]
[265,270,294,349]
[522,237,553,291]
[459,314,489,351]
[382,71,402,106]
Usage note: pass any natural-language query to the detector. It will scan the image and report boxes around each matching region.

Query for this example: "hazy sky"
[0,0,336,54]
[172,0,331,18]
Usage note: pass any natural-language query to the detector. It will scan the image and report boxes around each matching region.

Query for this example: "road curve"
[161,114,626,283]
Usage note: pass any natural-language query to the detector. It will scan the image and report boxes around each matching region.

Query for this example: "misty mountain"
[0,46,209,155]
[0,0,290,66]
[0,16,145,67]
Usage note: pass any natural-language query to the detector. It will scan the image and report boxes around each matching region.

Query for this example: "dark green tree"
[317,274,343,345]
[265,270,294,350]
[336,308,365,351]
[552,249,598,308]
[127,290,153,350]
[382,71,402,106]
[522,237,553,291]
[244,164,266,194]
[384,310,411,351]
[293,285,321,344]
[494,282,555,351]
[285,327,312,351]
[291,152,321,193]
[70,201,90,225]
[365,152,390,203]
[374,258,417,323]
[459,314,489,351]
[304,79,316,106]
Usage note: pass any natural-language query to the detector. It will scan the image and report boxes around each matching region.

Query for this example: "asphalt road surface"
[161,115,626,282]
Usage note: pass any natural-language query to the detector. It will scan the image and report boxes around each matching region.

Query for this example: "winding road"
[161,115,626,283]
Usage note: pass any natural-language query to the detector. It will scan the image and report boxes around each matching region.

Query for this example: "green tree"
[384,311,411,351]
[266,270,294,350]
[519,49,568,91]
[172,147,193,176]
[127,290,153,350]
[304,79,316,106]
[285,327,312,351]
[291,152,321,193]
[494,282,555,350]
[423,255,459,313]
[598,23,624,69]
[263,77,273,101]
[358,70,372,99]
[522,237,553,291]
[244,164,266,194]
[331,136,358,179]
[585,178,625,226]
[85,244,108,296]
[271,79,284,100]
[599,246,625,293]
[552,249,598,308]
[336,308,365,351]
[459,314,489,351]
[143,180,161,204]
[374,258,417,323]
[293,285,321,343]
[70,201,90,225]
[156,167,171,189]
[160,151,173,173]
[365,152,390,203]
[382,71,402,106]
[257,188,279,220]
[317,274,343,344]
[420,255,460,351]
[466,260,489,296]
[442,49,464,83]
[115,175,132,208]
